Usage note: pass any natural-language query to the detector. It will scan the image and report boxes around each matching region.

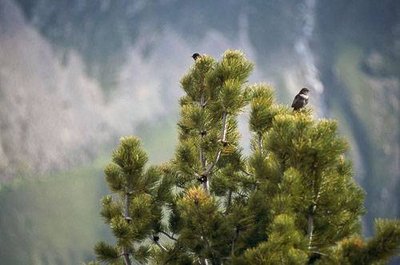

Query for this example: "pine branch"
[231,227,240,256]
[124,191,132,221]
[198,214,213,263]
[201,257,210,265]
[199,85,207,173]
[240,168,252,177]
[362,219,400,263]
[221,112,228,144]
[307,209,315,250]
[203,112,228,177]
[257,132,263,155]
[308,181,322,251]
[198,112,229,195]
[121,250,132,265]
[205,150,222,176]
[152,237,167,252]
[199,78,209,192]
[226,189,233,210]
[156,242,167,252]
[160,230,178,241]
[200,147,206,173]
[123,191,132,265]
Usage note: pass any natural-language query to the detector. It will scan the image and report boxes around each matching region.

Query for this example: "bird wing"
[291,94,301,108]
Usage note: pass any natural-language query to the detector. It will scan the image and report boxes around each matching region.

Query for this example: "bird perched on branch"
[291,88,310,111]
[192,53,202,61]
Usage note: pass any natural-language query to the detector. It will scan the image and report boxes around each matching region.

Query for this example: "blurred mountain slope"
[315,0,400,232]
[0,0,111,178]
[0,157,108,264]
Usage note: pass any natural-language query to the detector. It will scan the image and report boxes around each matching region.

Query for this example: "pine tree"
[93,50,400,265]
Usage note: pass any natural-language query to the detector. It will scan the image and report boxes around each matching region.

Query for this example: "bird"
[192,53,202,61]
[291,88,310,111]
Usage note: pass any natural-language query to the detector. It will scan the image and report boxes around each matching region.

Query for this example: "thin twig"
[124,192,130,220]
[202,179,210,193]
[199,257,209,265]
[226,189,233,210]
[198,211,213,264]
[307,211,314,250]
[123,191,132,265]
[221,112,228,143]
[240,168,252,176]
[151,236,167,252]
[308,183,322,250]
[198,79,209,192]
[200,91,207,172]
[156,241,167,251]
[203,112,228,177]
[121,251,132,265]
[257,132,263,155]
[205,150,222,176]
[160,230,178,241]
[231,227,240,257]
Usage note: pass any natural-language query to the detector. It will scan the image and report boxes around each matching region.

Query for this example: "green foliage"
[319,219,400,265]
[94,50,400,265]
[365,219,400,262]
[95,136,173,264]
[244,214,308,265]
[112,136,148,178]
[95,241,120,263]
[249,84,275,134]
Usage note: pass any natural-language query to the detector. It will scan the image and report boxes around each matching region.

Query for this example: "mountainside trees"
[92,50,400,265]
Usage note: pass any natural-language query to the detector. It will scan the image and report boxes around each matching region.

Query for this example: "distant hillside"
[315,0,400,233]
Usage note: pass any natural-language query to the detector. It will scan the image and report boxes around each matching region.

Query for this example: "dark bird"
[291,88,310,111]
[192,53,202,61]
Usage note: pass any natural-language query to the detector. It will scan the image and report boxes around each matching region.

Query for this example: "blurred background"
[0,0,399,264]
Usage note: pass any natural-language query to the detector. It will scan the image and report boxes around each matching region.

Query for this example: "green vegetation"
[0,157,108,264]
[94,50,400,264]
